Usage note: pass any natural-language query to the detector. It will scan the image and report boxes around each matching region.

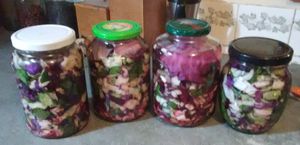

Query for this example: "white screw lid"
[11,24,76,52]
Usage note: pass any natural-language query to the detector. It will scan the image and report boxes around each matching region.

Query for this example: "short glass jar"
[88,20,149,122]
[220,37,293,134]
[11,25,89,138]
[153,19,222,127]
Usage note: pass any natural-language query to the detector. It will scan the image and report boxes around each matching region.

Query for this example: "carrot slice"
[291,86,300,97]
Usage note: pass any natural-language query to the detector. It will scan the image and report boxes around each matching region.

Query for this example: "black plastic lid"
[168,0,200,4]
[229,37,294,66]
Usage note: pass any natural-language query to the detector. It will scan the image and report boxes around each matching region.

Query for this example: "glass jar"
[16,0,46,28]
[153,19,222,127]
[0,0,20,31]
[220,37,293,134]
[45,0,79,37]
[11,25,89,138]
[88,20,149,122]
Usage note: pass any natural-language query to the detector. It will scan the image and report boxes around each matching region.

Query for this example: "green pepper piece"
[205,64,216,88]
[40,71,49,83]
[154,84,162,97]
[167,101,177,109]
[109,66,121,75]
[59,117,77,136]
[190,89,203,97]
[240,105,250,112]
[16,69,30,85]
[38,93,56,108]
[128,61,143,80]
[263,90,281,101]
[61,79,72,91]
[111,108,122,116]
[249,67,270,83]
[31,108,51,120]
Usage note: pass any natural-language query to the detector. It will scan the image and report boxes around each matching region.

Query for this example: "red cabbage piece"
[25,63,42,75]
[115,40,145,59]
[161,49,219,83]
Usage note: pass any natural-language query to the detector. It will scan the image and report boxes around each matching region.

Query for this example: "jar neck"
[169,34,205,43]
[229,57,288,68]
[15,44,72,58]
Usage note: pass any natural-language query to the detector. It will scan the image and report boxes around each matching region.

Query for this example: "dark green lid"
[166,19,211,36]
[92,20,142,41]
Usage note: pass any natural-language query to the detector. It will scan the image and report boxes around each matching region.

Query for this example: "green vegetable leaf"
[111,108,122,116]
[38,93,55,107]
[249,67,269,83]
[167,101,177,109]
[16,69,30,85]
[129,61,143,80]
[154,84,162,97]
[31,108,51,120]
[59,117,77,136]
[61,79,73,91]
[190,89,203,97]
[40,71,49,83]
[240,105,250,112]
[61,78,81,97]
[232,87,241,99]
[109,66,121,75]
[205,64,216,88]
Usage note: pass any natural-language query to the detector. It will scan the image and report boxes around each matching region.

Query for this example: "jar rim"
[168,0,200,4]
[166,19,211,37]
[229,37,293,66]
[92,20,142,41]
[11,24,75,52]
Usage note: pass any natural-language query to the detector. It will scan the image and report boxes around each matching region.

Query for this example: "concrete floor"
[1,27,300,145]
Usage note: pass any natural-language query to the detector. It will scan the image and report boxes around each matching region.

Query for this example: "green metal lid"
[166,19,211,36]
[92,20,142,41]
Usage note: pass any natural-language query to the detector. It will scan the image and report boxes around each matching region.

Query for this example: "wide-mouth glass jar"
[153,19,222,127]
[11,25,89,138]
[220,37,293,134]
[88,20,149,122]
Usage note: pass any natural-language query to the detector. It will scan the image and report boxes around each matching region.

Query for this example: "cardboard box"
[75,3,109,39]
[109,0,167,44]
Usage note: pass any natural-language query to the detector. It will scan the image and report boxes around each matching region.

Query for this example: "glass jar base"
[225,123,272,134]
[27,118,89,139]
[155,115,210,127]
[93,110,147,123]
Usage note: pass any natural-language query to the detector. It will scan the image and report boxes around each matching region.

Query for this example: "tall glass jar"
[88,20,149,122]
[16,0,46,28]
[220,37,293,134]
[153,19,222,127]
[11,25,89,138]
[45,0,79,37]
